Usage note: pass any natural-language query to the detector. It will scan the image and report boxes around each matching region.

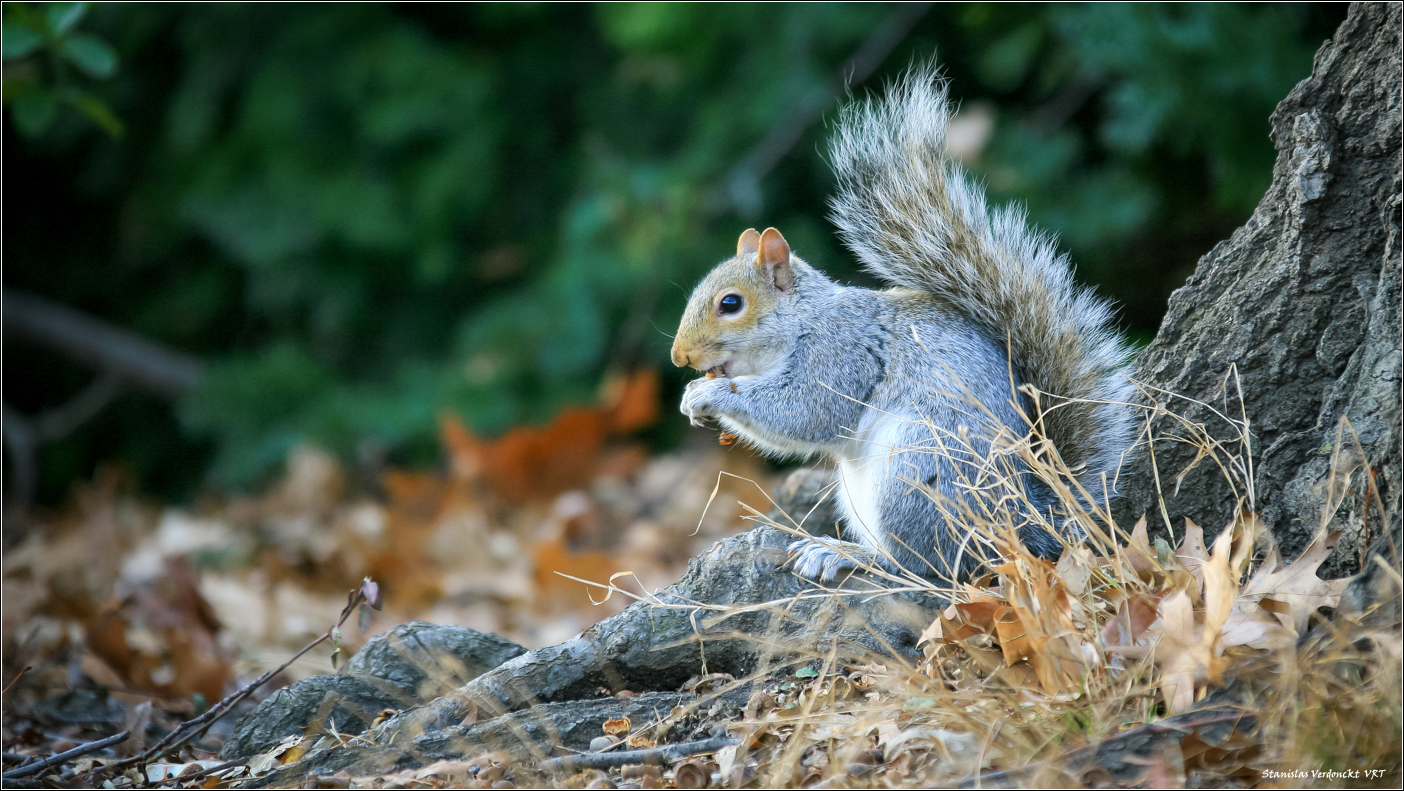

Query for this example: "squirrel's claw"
[680,375,728,428]
[787,536,870,584]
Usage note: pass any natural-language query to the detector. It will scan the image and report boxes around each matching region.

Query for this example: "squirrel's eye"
[718,293,744,315]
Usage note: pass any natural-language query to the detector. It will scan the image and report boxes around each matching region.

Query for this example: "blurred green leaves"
[3,2,122,137]
[5,3,1343,496]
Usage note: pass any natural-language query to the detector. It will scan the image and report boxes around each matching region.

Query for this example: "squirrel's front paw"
[787,537,874,584]
[680,377,731,428]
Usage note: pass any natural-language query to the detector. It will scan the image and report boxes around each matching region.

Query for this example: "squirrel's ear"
[758,227,793,292]
[736,228,761,258]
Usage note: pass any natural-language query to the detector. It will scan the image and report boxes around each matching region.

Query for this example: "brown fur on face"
[671,228,792,371]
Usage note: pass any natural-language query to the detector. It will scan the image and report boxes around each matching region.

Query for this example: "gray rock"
[219,674,401,761]
[374,525,944,740]
[221,623,526,759]
[766,467,841,539]
[243,689,751,785]
[342,621,527,703]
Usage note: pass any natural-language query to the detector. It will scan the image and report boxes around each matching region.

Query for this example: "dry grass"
[540,374,1402,789]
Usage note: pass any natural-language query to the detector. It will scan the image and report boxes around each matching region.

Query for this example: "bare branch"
[2,731,131,780]
[540,735,739,774]
[3,290,202,398]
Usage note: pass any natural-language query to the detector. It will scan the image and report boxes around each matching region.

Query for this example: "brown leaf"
[1153,530,1244,712]
[1199,529,1236,684]
[673,760,712,789]
[1123,514,1158,581]
[918,613,943,649]
[603,368,660,433]
[962,643,1006,674]
[1201,530,1235,647]
[439,372,656,504]
[603,717,632,735]
[1055,547,1093,596]
[1217,603,1290,651]
[1178,518,1209,583]
[1227,510,1264,582]
[991,663,1040,689]
[990,557,1092,694]
[1156,589,1201,714]
[993,606,1031,666]
[1239,530,1354,633]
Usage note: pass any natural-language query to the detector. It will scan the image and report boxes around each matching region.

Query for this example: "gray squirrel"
[670,68,1136,582]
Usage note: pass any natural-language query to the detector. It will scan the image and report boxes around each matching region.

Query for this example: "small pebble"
[589,736,616,752]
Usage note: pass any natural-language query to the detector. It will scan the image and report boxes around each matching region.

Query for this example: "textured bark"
[1113,3,1401,584]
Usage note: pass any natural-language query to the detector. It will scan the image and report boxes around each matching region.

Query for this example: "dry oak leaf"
[1238,530,1354,634]
[1101,592,1162,659]
[1121,514,1159,582]
[1172,518,1211,598]
[1154,528,1235,714]
[994,557,1097,695]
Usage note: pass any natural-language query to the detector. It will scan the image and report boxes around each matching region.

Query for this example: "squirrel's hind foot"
[787,536,878,584]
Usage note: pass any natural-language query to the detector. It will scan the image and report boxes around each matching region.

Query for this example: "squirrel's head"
[672,227,798,377]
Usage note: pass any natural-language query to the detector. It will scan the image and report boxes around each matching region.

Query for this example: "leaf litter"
[2,374,1399,788]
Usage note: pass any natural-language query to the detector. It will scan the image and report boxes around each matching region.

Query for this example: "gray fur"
[678,67,1134,583]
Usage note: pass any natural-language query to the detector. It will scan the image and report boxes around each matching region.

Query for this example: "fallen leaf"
[1239,531,1354,633]
[1178,518,1209,585]
[1122,514,1158,581]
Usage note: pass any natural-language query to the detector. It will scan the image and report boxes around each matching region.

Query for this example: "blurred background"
[3,2,1346,701]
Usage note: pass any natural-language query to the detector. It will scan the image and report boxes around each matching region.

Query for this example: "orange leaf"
[604,369,660,433]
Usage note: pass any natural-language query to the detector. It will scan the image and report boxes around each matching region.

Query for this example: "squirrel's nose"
[670,342,690,368]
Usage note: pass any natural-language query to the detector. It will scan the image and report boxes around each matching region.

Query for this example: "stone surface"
[341,621,527,703]
[765,467,842,540]
[221,623,527,760]
[372,523,943,743]
[243,690,751,786]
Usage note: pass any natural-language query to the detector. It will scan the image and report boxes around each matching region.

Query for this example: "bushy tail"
[828,67,1136,483]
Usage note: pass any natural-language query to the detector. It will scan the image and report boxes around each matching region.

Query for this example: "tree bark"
[1112,2,1401,582]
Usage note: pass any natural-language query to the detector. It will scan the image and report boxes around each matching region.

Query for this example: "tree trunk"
[1111,2,1401,582]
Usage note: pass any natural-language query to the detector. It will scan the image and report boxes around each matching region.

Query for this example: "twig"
[2,665,31,696]
[540,735,739,773]
[89,587,370,783]
[2,731,130,779]
[161,757,247,785]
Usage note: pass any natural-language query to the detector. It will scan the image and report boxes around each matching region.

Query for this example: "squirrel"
[670,68,1136,583]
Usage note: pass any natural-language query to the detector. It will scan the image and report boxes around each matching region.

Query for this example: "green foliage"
[4,3,1344,497]
[3,2,122,137]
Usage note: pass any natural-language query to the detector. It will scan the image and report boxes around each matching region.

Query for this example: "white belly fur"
[834,409,906,557]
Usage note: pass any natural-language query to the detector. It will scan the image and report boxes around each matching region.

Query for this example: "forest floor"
[3,389,1400,788]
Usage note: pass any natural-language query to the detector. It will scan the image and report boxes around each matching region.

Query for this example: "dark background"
[3,3,1348,505]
